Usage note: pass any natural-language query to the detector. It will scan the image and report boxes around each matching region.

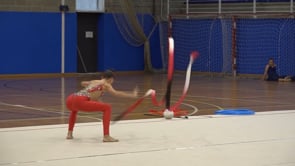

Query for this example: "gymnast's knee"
[102,104,112,113]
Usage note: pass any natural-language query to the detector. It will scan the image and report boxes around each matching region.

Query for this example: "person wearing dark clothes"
[263,58,295,82]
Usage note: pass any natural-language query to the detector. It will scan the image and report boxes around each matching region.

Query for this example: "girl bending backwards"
[66,70,138,142]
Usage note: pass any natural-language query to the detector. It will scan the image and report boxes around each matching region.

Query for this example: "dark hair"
[101,70,115,79]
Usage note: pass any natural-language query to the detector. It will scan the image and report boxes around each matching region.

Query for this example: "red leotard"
[66,84,111,135]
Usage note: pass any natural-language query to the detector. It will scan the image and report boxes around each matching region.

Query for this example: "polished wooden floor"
[1,72,295,128]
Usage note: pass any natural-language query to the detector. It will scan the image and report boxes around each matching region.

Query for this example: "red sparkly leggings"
[66,94,111,135]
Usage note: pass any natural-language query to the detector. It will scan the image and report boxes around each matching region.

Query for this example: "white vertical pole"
[167,0,170,18]
[218,0,221,14]
[61,0,65,74]
[61,0,66,116]
[186,0,189,15]
[291,0,294,13]
[253,0,256,14]
[61,77,65,116]
[160,0,163,19]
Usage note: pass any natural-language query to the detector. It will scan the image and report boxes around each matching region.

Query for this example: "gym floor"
[0,73,295,165]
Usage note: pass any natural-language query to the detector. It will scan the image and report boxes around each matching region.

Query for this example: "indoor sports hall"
[1,0,295,166]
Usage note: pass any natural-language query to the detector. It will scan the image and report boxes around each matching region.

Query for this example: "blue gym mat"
[215,109,255,115]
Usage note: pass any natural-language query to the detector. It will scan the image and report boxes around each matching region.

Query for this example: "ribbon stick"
[113,51,199,122]
[112,89,162,123]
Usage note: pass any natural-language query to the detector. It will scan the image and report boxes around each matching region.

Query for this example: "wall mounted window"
[76,0,105,12]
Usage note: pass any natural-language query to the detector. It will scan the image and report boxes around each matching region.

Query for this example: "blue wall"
[0,12,77,74]
[97,14,144,71]
[97,14,161,71]
[0,12,161,74]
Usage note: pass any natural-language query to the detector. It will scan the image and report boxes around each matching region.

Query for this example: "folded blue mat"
[215,109,255,115]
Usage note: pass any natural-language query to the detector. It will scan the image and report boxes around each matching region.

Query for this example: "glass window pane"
[76,0,98,11]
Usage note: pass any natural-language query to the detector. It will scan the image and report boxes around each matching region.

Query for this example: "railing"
[178,0,294,14]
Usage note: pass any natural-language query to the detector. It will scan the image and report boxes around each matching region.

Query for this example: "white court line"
[0,101,102,121]
[0,101,63,114]
[181,102,198,116]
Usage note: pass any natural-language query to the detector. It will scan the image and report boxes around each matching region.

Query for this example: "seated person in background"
[263,58,295,82]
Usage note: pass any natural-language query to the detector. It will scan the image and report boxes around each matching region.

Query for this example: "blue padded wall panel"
[97,14,161,72]
[97,14,144,71]
[0,12,77,74]
[65,13,77,73]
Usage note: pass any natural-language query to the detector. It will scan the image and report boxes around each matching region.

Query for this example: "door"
[77,13,98,73]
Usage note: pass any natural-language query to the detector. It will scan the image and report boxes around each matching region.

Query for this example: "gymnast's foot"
[66,131,73,139]
[103,135,119,142]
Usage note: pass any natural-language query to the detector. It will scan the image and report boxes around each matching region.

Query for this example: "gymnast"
[66,70,138,142]
[263,58,295,82]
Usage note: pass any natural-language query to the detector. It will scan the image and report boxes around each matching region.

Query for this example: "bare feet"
[279,78,291,82]
[66,132,118,142]
[66,131,73,139]
[103,135,119,142]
